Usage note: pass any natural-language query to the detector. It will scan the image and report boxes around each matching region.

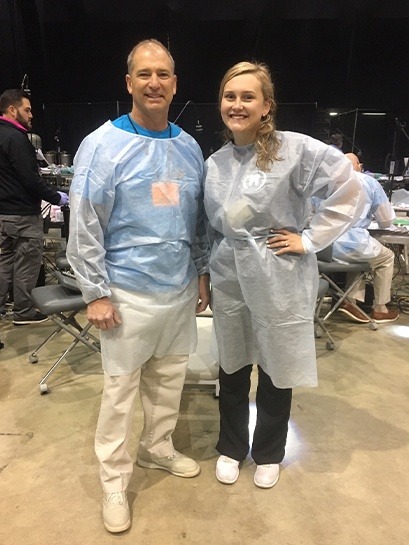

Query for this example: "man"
[66,39,210,534]
[0,89,69,325]
[335,153,399,323]
[327,132,343,150]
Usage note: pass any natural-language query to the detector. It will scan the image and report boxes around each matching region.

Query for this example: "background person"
[67,39,209,534]
[0,89,69,325]
[204,61,364,490]
[327,132,343,150]
[333,152,399,323]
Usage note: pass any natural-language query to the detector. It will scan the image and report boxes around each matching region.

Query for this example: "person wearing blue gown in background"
[332,153,399,324]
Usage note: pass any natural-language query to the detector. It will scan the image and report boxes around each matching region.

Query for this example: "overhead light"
[361,112,386,116]
[329,111,338,116]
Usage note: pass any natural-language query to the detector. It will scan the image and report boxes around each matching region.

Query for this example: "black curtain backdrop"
[1,0,409,169]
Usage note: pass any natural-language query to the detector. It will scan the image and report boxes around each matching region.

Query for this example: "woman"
[204,61,364,488]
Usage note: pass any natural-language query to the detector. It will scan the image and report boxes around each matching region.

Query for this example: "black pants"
[216,365,292,465]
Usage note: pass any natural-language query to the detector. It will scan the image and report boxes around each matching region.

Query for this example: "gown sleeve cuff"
[301,233,314,254]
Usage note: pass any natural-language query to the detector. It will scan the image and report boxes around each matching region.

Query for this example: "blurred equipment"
[386,118,409,200]
[403,157,409,177]
[28,132,42,150]
[20,73,31,96]
[60,151,72,166]
[36,148,49,164]
[44,151,56,164]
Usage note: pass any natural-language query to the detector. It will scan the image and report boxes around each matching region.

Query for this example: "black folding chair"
[315,277,336,350]
[29,270,100,394]
[316,245,378,331]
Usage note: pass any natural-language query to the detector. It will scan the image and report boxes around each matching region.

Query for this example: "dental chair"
[29,270,100,394]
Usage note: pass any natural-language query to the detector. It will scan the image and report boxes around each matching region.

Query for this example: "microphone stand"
[396,118,409,144]
[173,100,203,133]
[173,100,193,124]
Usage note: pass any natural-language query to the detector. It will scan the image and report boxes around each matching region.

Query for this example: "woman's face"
[220,73,271,146]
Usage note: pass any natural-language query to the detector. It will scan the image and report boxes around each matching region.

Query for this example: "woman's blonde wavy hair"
[219,61,281,171]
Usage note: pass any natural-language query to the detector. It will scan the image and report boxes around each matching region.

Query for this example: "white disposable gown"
[204,131,365,388]
[67,121,207,373]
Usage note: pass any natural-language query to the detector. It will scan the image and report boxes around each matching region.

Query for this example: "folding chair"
[55,249,71,271]
[29,270,100,394]
[315,277,336,350]
[316,245,378,331]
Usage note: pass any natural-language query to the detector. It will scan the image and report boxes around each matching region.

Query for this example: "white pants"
[95,354,188,493]
[99,282,198,375]
[347,244,395,305]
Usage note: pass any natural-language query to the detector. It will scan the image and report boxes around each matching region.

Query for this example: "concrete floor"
[1,288,408,545]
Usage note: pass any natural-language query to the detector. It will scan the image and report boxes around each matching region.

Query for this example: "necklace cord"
[127,114,171,138]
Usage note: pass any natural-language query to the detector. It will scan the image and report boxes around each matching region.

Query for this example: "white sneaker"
[254,464,280,488]
[102,491,131,533]
[216,455,240,484]
[137,450,200,478]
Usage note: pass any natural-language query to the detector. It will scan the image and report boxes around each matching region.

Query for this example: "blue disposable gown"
[67,121,208,372]
[331,172,395,263]
[67,121,207,302]
[204,131,364,388]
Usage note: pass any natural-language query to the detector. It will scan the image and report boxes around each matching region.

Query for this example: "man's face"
[12,98,33,130]
[126,44,177,124]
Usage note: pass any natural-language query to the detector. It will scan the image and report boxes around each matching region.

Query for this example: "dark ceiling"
[1,0,409,167]
[2,0,409,107]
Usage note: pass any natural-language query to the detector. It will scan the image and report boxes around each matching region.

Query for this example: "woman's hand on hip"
[267,229,305,255]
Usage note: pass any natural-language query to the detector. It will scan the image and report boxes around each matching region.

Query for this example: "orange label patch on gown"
[152,182,180,206]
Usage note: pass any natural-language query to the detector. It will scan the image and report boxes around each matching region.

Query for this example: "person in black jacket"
[0,89,69,325]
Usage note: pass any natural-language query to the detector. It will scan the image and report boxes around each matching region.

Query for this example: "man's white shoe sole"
[104,519,131,533]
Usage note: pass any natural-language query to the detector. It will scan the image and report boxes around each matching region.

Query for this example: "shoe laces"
[106,492,125,505]
[166,451,180,460]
